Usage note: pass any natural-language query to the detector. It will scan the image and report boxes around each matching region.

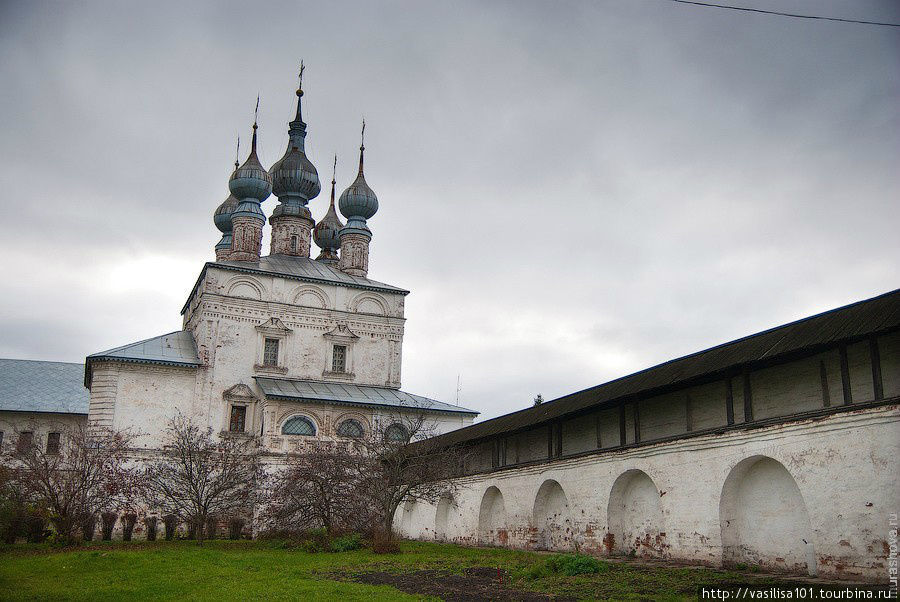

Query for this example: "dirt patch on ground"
[337,567,573,601]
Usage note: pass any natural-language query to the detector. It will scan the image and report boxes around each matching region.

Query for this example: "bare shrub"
[143,516,158,541]
[81,514,97,542]
[122,513,137,541]
[143,413,263,543]
[163,514,177,541]
[100,512,117,540]
[1,426,136,544]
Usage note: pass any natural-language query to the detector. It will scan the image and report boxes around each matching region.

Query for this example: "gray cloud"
[1,0,898,418]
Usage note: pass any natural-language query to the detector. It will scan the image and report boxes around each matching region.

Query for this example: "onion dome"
[270,92,320,205]
[214,187,239,234]
[314,156,345,255]
[229,122,272,207]
[338,121,378,228]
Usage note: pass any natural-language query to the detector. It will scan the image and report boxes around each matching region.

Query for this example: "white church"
[0,75,478,455]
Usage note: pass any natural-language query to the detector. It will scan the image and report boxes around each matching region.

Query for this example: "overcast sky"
[0,0,897,420]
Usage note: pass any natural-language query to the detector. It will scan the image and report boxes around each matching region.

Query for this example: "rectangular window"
[290,235,298,253]
[46,432,61,455]
[263,338,279,366]
[229,406,247,433]
[332,345,347,373]
[17,431,33,452]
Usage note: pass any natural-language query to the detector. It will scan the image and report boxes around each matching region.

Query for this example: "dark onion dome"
[314,160,345,251]
[229,123,272,204]
[271,75,320,207]
[214,192,238,233]
[270,147,320,204]
[338,133,378,223]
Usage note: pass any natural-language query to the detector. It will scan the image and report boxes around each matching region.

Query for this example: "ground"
[0,540,836,601]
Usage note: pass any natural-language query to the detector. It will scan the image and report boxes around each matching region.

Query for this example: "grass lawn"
[0,539,810,601]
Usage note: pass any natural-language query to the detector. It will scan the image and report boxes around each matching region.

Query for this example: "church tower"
[269,64,321,257]
[229,112,272,262]
[338,122,378,277]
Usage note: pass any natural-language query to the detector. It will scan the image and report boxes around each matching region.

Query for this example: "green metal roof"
[0,359,89,415]
[255,376,478,415]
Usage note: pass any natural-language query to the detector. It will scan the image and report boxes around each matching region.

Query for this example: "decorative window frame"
[254,317,292,375]
[222,383,260,437]
[322,322,359,380]
[279,413,319,437]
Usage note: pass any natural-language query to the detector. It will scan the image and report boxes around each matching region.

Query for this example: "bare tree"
[263,444,372,535]
[1,426,136,543]
[356,411,469,540]
[143,412,263,543]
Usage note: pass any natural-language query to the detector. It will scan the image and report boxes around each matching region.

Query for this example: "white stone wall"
[398,405,899,582]
[0,411,87,450]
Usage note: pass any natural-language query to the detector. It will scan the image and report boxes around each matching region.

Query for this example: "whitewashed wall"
[397,404,899,582]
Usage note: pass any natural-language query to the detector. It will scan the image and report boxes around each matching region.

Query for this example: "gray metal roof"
[255,376,478,415]
[411,287,900,451]
[85,331,201,386]
[0,359,89,415]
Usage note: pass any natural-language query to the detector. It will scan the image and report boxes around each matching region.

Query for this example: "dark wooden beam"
[839,344,852,405]
[742,366,753,422]
[726,377,734,425]
[619,402,626,446]
[595,412,602,449]
[633,400,641,443]
[819,359,831,408]
[547,425,553,458]
[555,421,563,457]
[685,393,693,432]
[870,337,883,400]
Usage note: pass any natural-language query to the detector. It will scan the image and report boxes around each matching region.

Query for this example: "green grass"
[0,539,798,601]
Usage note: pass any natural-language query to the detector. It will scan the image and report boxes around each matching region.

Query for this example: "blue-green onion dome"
[214,192,238,233]
[229,124,272,202]
[338,144,378,221]
[314,174,344,251]
[270,146,320,202]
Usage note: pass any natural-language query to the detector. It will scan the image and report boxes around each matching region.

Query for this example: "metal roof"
[85,331,201,386]
[411,288,900,451]
[0,359,90,415]
[255,376,479,415]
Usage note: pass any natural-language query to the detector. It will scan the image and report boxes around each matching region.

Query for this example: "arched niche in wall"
[532,479,573,551]
[434,494,457,542]
[399,500,416,537]
[477,486,508,547]
[291,285,329,309]
[349,293,387,316]
[607,469,666,558]
[225,277,264,300]
[719,456,816,576]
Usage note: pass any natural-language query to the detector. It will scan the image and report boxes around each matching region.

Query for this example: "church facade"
[78,75,478,452]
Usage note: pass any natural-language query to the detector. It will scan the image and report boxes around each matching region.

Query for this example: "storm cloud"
[1,0,897,419]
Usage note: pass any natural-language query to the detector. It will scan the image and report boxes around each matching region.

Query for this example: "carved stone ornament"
[255,317,293,335]
[323,321,360,343]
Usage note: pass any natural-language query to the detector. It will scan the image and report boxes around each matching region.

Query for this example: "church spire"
[268,63,320,257]
[314,154,344,265]
[228,100,272,262]
[338,119,379,278]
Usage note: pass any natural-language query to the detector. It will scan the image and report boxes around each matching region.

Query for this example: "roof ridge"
[0,358,84,367]
[88,330,187,357]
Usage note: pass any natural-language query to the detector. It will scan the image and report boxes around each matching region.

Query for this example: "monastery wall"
[397,330,900,581]
[398,405,898,581]
[0,412,86,448]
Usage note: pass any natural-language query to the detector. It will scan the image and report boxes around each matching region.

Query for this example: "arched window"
[281,416,316,436]
[336,419,364,438]
[384,423,410,443]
